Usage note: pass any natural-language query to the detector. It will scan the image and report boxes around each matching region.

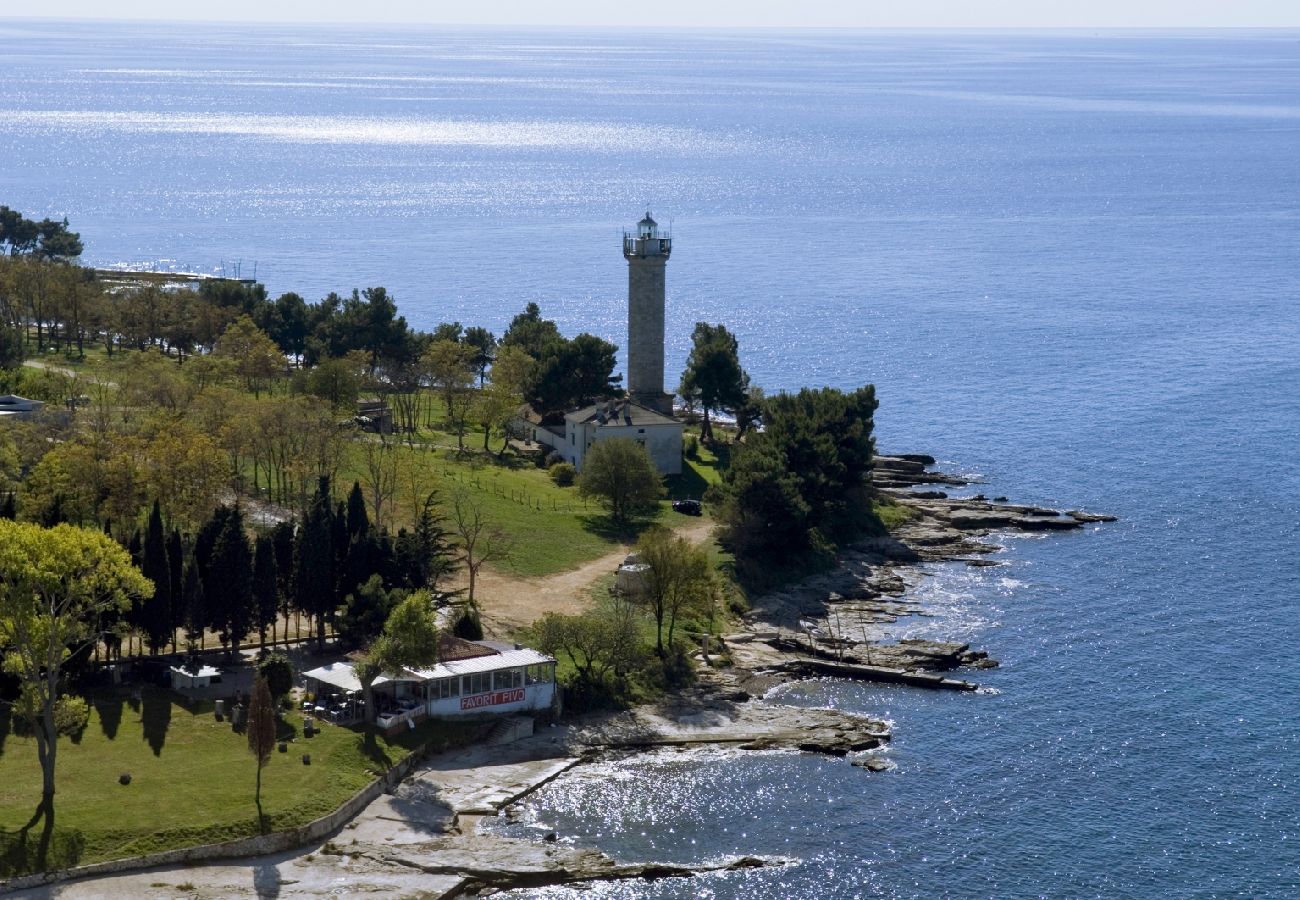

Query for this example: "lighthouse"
[622,212,674,415]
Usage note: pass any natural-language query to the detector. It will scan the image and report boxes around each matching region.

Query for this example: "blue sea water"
[2,21,1299,897]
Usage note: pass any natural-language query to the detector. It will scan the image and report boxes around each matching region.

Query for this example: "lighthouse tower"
[623,212,674,415]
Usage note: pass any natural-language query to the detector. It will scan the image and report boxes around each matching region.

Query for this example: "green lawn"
[0,686,476,876]
[337,442,699,578]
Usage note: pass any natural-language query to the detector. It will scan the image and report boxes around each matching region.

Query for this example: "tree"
[0,520,152,845]
[679,322,750,442]
[463,326,496,386]
[424,339,475,451]
[474,380,523,455]
[577,438,663,524]
[140,499,173,653]
[0,322,23,368]
[0,206,82,260]
[635,525,714,657]
[257,652,294,701]
[246,675,277,829]
[253,534,279,649]
[302,356,360,411]
[395,490,458,593]
[212,315,285,397]
[451,491,511,606]
[208,505,254,657]
[354,591,439,723]
[501,302,561,360]
[531,596,643,695]
[712,385,877,568]
[295,479,336,651]
[336,574,400,649]
[525,333,621,414]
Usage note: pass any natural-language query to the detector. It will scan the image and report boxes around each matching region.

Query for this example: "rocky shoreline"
[34,455,1112,898]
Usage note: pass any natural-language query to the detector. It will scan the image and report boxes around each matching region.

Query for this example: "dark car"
[672,499,703,516]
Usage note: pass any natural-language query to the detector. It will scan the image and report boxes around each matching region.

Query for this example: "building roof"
[438,633,499,661]
[406,647,555,681]
[566,398,680,428]
[169,664,221,680]
[303,662,391,693]
[305,645,555,691]
[0,395,42,410]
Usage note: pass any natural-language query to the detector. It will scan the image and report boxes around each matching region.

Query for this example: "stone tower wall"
[627,255,667,404]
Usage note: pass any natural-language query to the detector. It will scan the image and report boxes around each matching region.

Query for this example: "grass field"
[335,437,721,578]
[0,686,476,876]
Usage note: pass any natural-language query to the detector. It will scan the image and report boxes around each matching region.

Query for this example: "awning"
[303,662,392,693]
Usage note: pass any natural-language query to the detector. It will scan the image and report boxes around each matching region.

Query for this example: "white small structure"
[0,395,43,420]
[169,664,222,690]
[525,398,683,476]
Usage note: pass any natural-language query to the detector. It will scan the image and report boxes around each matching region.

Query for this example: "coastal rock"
[852,756,894,772]
[1068,510,1119,523]
[1010,515,1081,531]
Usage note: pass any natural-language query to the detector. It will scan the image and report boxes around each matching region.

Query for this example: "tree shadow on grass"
[665,466,711,502]
[0,801,83,878]
[140,686,172,756]
[0,706,10,759]
[576,513,658,544]
[95,692,125,741]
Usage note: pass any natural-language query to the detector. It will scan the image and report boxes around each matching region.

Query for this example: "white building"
[303,638,557,733]
[525,398,683,476]
[0,395,43,421]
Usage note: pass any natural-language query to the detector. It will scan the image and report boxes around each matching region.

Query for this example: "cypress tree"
[346,480,369,538]
[253,533,279,650]
[181,553,206,650]
[209,505,254,658]
[296,478,336,652]
[140,500,173,653]
[270,520,296,644]
[167,528,184,648]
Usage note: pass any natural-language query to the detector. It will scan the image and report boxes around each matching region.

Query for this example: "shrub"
[683,434,699,460]
[548,462,576,487]
[543,450,566,469]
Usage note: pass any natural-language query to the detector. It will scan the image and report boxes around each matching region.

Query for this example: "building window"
[493,668,522,690]
[463,672,490,696]
[638,428,645,434]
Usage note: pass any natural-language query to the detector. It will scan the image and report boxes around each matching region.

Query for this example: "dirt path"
[466,517,717,636]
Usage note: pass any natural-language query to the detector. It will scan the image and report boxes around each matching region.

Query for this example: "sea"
[1,21,1298,898]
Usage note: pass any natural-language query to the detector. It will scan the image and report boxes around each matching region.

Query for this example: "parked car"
[672,499,703,516]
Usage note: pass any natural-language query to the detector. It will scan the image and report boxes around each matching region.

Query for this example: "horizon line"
[4,17,1300,30]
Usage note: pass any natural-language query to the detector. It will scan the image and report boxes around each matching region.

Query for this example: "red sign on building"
[460,688,525,711]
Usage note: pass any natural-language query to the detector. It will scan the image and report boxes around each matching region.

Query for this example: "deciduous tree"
[246,675,277,828]
[0,520,151,841]
[576,438,663,524]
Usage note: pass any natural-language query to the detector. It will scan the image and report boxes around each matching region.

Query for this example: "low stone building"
[523,398,684,476]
